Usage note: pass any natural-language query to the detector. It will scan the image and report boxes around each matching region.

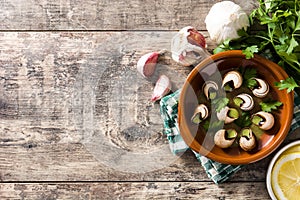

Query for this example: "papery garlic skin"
[151,75,171,102]
[205,1,250,44]
[171,26,209,67]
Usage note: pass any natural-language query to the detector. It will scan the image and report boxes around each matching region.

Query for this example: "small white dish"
[266,140,300,199]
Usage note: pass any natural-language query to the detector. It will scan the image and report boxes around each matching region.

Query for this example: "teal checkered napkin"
[160,90,300,184]
[291,92,300,132]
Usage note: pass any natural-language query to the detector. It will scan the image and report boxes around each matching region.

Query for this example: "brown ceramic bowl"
[178,50,294,165]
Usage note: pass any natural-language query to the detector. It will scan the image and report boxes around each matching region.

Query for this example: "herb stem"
[254,35,271,42]
[280,57,300,73]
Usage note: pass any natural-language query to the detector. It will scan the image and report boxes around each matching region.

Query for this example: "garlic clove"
[171,26,210,66]
[186,27,207,48]
[151,75,172,102]
[137,52,159,78]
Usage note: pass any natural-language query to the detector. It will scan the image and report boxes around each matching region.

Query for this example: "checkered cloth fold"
[160,89,300,184]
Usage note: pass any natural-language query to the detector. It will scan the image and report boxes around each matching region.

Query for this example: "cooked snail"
[191,104,209,124]
[252,78,269,98]
[239,128,256,151]
[222,71,243,91]
[252,111,275,130]
[217,106,239,124]
[203,81,218,100]
[214,129,237,148]
[234,93,254,111]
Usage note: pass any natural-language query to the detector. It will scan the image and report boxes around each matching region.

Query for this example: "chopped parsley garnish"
[211,97,229,112]
[242,68,258,89]
[260,101,283,112]
[275,77,299,93]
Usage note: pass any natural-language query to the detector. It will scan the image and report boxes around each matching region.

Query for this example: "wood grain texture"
[0,0,294,198]
[0,182,271,199]
[0,0,257,30]
[0,32,298,186]
[0,32,235,182]
[0,31,205,182]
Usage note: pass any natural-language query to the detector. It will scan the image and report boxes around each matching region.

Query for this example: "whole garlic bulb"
[205,1,250,44]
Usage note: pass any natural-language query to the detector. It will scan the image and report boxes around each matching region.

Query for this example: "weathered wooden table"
[1,0,299,199]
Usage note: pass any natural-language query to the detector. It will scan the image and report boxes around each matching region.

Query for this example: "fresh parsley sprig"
[242,45,259,59]
[211,97,229,112]
[260,101,283,112]
[275,77,300,93]
[242,68,258,89]
[214,0,300,90]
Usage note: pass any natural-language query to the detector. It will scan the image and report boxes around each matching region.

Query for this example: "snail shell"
[252,78,269,98]
[217,106,239,124]
[239,128,256,151]
[252,111,275,130]
[222,71,243,91]
[214,129,237,148]
[203,81,218,100]
[234,93,254,111]
[191,104,209,124]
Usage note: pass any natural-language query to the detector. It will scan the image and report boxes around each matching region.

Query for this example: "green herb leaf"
[243,68,258,89]
[237,29,249,37]
[211,97,229,112]
[259,101,283,112]
[279,35,289,44]
[212,0,300,82]
[250,124,264,139]
[202,120,210,131]
[243,68,257,79]
[287,37,299,54]
[247,79,258,89]
[242,45,259,59]
[234,111,252,127]
[203,120,223,132]
[213,39,233,54]
[295,14,300,31]
[275,77,299,93]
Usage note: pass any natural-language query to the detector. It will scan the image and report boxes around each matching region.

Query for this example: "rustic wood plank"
[0,31,197,182]
[0,182,271,199]
[0,1,286,199]
[1,140,289,182]
[0,32,298,181]
[0,31,298,185]
[0,0,257,30]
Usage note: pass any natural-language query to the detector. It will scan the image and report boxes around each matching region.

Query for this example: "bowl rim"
[266,140,300,199]
[178,50,294,165]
